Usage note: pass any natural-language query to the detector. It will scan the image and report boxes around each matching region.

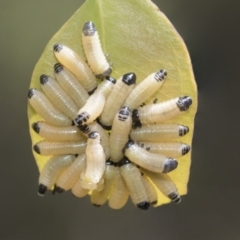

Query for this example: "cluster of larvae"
[28,21,192,210]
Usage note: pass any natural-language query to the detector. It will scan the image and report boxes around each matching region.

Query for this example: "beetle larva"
[55,154,86,192]
[75,77,116,126]
[141,174,158,205]
[142,169,181,203]
[91,160,117,206]
[108,166,129,210]
[130,124,189,142]
[33,140,87,156]
[99,73,136,129]
[53,43,97,94]
[28,88,73,127]
[137,142,191,158]
[132,96,192,128]
[109,106,132,162]
[40,75,79,120]
[32,121,86,142]
[72,178,89,198]
[119,157,150,210]
[54,63,89,108]
[80,131,106,191]
[123,70,167,110]
[123,140,178,173]
[82,21,112,79]
[38,154,75,196]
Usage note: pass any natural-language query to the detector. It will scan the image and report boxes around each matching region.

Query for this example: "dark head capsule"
[53,43,63,52]
[38,184,47,196]
[40,75,49,85]
[32,122,40,133]
[154,69,167,82]
[82,21,96,36]
[54,63,64,73]
[177,96,192,111]
[137,201,150,210]
[28,88,35,99]
[122,73,136,85]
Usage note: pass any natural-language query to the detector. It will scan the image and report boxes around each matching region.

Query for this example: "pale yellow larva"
[82,21,112,79]
[137,141,191,158]
[72,178,89,198]
[33,140,86,156]
[119,158,150,210]
[55,154,86,192]
[53,43,97,94]
[75,77,116,126]
[80,131,106,191]
[91,160,117,206]
[132,96,192,128]
[108,166,129,210]
[109,106,132,162]
[130,124,189,142]
[142,169,181,203]
[99,73,136,129]
[32,121,86,142]
[54,63,89,108]
[123,70,167,111]
[40,75,79,120]
[141,174,158,205]
[123,140,178,173]
[28,88,73,127]
[38,154,75,196]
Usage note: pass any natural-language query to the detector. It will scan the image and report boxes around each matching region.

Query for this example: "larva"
[119,157,150,210]
[32,121,86,142]
[54,63,89,108]
[72,179,89,198]
[53,43,97,94]
[80,131,106,191]
[75,77,116,126]
[55,154,86,192]
[109,106,132,162]
[38,154,75,196]
[137,142,191,158]
[130,124,189,142]
[132,96,192,128]
[28,88,73,127]
[108,166,129,210]
[123,140,178,173]
[141,174,158,205]
[33,140,87,156]
[99,73,136,129]
[91,160,117,206]
[142,169,181,203]
[123,70,167,110]
[82,21,112,79]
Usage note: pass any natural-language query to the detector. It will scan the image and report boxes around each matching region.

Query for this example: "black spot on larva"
[88,131,99,139]
[28,89,35,99]
[118,157,132,167]
[122,72,136,86]
[74,154,79,158]
[168,192,181,203]
[182,145,191,155]
[71,121,75,126]
[96,118,112,130]
[93,204,101,207]
[137,201,150,210]
[54,63,63,73]
[122,139,135,154]
[162,158,178,173]
[38,184,47,196]
[132,109,142,129]
[96,68,112,79]
[151,200,158,205]
[75,112,90,125]
[106,76,116,84]
[78,124,91,134]
[40,75,49,85]
[53,43,63,52]
[32,122,40,133]
[176,96,192,111]
[33,144,40,154]
[179,125,189,136]
[55,186,65,193]
[106,159,114,165]
[82,21,96,36]
[88,86,97,95]
[154,69,167,82]
[145,147,150,151]
[153,98,158,104]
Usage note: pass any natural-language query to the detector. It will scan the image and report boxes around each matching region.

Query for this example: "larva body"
[53,44,97,94]
[72,179,89,198]
[40,75,79,120]
[55,154,86,192]
[81,131,106,190]
[54,63,89,108]
[99,73,136,129]
[142,174,158,205]
[123,140,178,173]
[119,158,150,210]
[109,106,132,162]
[123,70,167,111]
[33,140,87,156]
[138,142,191,158]
[38,154,75,196]
[28,89,72,127]
[132,96,192,127]
[130,124,189,142]
[32,121,86,142]
[142,169,181,203]
[82,21,112,78]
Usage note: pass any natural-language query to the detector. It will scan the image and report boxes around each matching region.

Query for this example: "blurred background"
[1,0,240,239]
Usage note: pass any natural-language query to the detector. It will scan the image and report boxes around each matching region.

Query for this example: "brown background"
[0,0,240,239]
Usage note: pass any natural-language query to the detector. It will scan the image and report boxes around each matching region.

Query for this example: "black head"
[122,72,136,85]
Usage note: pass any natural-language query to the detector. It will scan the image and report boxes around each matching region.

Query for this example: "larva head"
[28,88,35,99]
[122,140,135,154]
[106,159,114,165]
[154,69,167,81]
[106,76,116,84]
[33,144,41,154]
[82,21,96,36]
[40,75,49,85]
[54,186,65,194]
[118,157,132,167]
[162,158,178,173]
[75,112,90,125]
[137,201,150,211]
[53,43,63,53]
[38,184,47,197]
[179,125,189,136]
[88,131,100,140]
[177,96,192,111]
[96,68,112,79]
[132,109,141,129]
[168,192,181,203]
[54,63,64,74]
[118,106,131,121]
[182,144,191,155]
[122,73,136,85]
[32,122,40,133]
